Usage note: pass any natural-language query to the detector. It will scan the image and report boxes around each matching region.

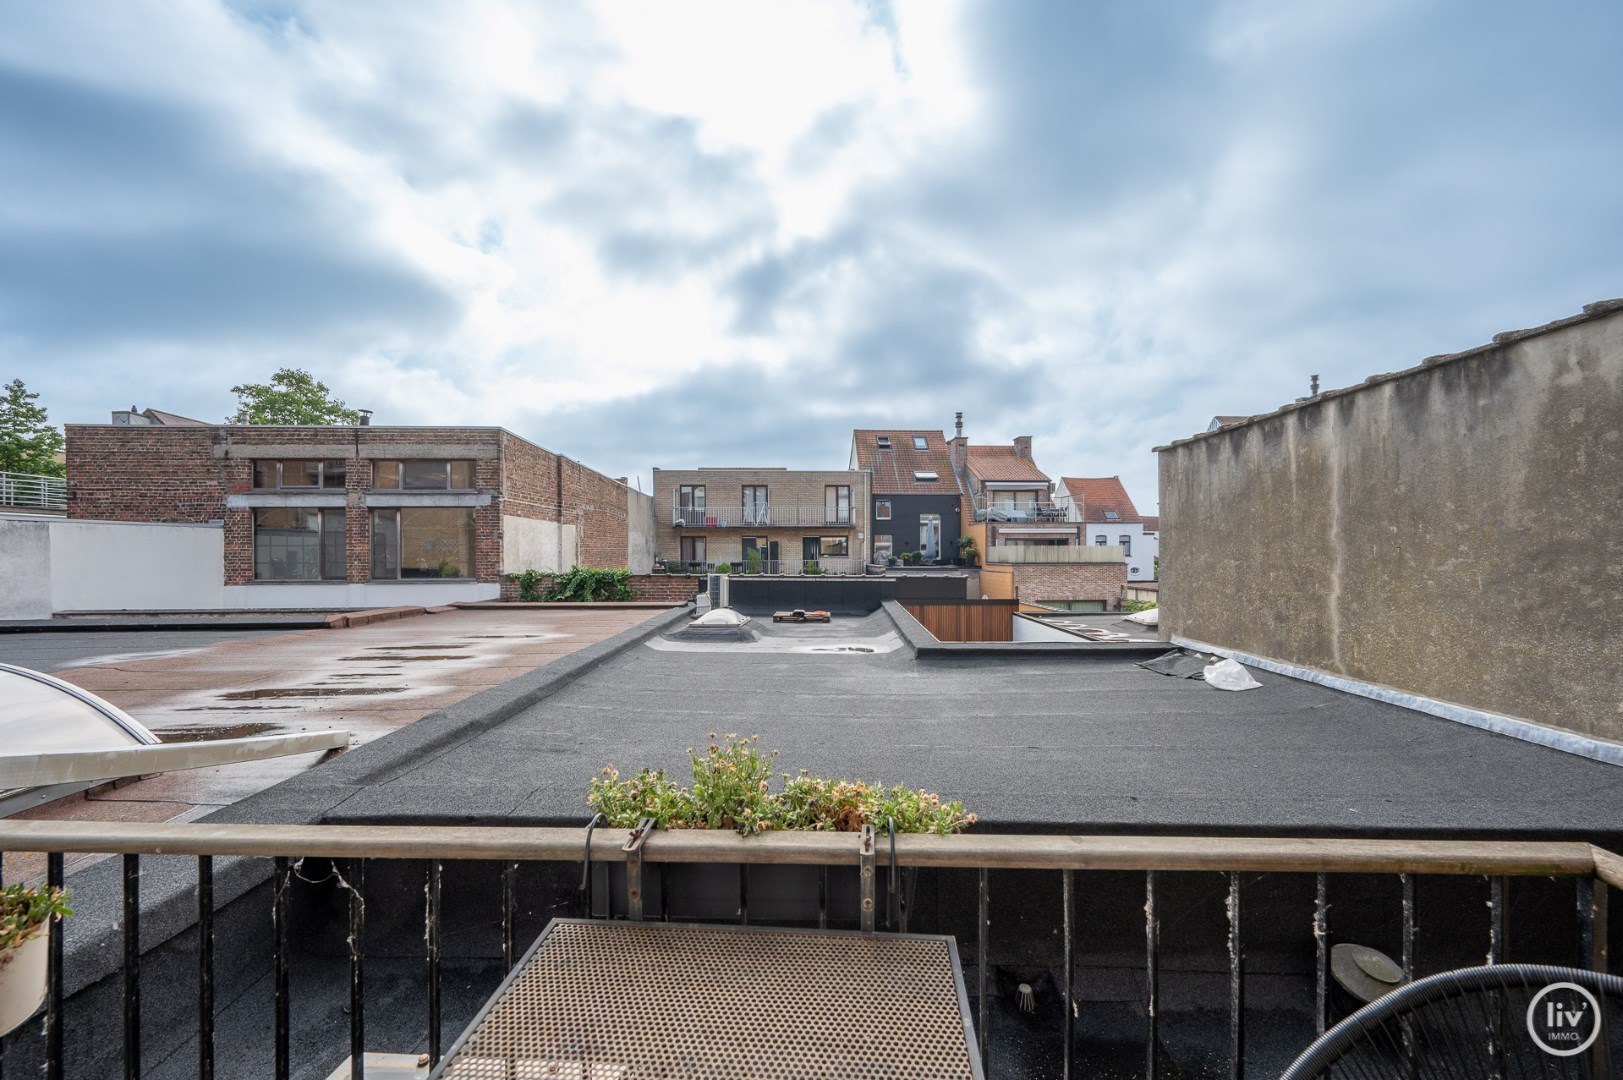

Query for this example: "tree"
[228,368,362,425]
[0,379,66,477]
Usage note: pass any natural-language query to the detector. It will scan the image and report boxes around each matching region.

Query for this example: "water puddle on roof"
[807,646,876,653]
[339,654,473,662]
[154,722,287,742]
[218,687,407,700]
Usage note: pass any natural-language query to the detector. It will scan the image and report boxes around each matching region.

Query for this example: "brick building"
[65,420,654,607]
[651,467,870,575]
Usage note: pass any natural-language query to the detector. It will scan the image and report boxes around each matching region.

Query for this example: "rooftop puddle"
[219,687,406,700]
[155,722,286,742]
[808,646,876,654]
[338,655,471,662]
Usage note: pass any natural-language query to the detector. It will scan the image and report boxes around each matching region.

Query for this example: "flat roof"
[218,609,1623,844]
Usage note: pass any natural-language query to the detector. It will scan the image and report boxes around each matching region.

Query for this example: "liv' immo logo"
[1526,982,1602,1057]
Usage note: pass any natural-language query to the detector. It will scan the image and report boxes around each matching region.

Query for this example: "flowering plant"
[1,884,71,955]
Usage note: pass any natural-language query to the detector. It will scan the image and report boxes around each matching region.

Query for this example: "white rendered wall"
[501,515,578,574]
[222,581,498,607]
[50,520,225,612]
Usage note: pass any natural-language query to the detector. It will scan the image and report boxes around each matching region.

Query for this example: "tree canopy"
[228,368,363,425]
[0,378,66,477]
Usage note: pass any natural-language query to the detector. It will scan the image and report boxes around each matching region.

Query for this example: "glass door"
[919,514,941,561]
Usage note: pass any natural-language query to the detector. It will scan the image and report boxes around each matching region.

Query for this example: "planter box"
[592,862,873,924]
[0,927,48,1037]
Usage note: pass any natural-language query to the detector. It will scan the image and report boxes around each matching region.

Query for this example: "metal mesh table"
[432,919,983,1079]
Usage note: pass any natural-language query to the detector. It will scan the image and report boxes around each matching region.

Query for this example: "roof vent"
[876,436,890,449]
[913,471,938,482]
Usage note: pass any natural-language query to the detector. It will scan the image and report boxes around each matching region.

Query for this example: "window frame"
[913,470,939,482]
[825,485,852,525]
[875,499,892,521]
[820,535,849,557]
[912,435,928,450]
[371,460,476,491]
[369,507,476,580]
[1120,535,1132,556]
[1095,534,1108,546]
[742,485,769,525]
[253,507,346,582]
[254,459,347,490]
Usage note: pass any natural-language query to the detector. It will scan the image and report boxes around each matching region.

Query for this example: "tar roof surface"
[243,610,1623,843]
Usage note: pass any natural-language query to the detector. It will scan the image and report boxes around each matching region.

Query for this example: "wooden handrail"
[0,820,1608,877]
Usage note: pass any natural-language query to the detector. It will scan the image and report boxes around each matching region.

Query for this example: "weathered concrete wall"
[1158,300,1623,742]
[0,515,53,619]
[626,488,656,574]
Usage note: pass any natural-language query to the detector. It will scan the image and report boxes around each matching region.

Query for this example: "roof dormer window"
[1104,510,1119,520]
[913,470,938,482]
[876,436,891,449]
[913,436,928,450]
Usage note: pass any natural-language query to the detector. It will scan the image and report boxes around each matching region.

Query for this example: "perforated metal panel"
[433,919,983,1080]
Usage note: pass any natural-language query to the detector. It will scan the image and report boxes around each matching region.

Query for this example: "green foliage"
[0,379,65,477]
[588,734,977,836]
[0,884,71,953]
[513,568,544,602]
[1122,598,1156,613]
[801,560,824,575]
[744,548,763,574]
[714,562,733,575]
[228,368,362,425]
[542,566,632,602]
[957,535,976,550]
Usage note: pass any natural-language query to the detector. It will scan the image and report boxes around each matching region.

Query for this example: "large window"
[370,508,474,579]
[254,509,345,581]
[254,460,346,490]
[992,489,1043,511]
[679,536,706,568]
[820,536,849,557]
[677,484,706,524]
[875,499,892,520]
[743,485,769,525]
[825,485,851,525]
[373,460,475,490]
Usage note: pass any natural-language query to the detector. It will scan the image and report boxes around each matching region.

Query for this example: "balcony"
[0,470,66,512]
[671,500,854,529]
[2,819,1618,1079]
[972,496,1065,524]
[658,556,864,576]
[986,544,1124,564]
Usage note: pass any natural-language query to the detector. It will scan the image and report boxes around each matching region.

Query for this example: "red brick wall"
[1012,562,1128,607]
[66,426,234,523]
[67,425,633,585]
[499,574,702,602]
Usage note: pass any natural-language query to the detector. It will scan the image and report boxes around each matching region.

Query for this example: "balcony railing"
[662,557,864,576]
[973,497,1067,524]
[0,470,67,511]
[672,503,854,528]
[1,819,1616,1080]
[986,544,1124,564]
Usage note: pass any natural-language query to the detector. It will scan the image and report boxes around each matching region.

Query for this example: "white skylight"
[913,470,938,481]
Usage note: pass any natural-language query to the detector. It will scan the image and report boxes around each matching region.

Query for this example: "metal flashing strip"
[1173,636,1623,768]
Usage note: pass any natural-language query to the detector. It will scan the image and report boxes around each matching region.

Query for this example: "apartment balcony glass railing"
[972,497,1065,523]
[2,819,1615,1080]
[0,470,67,511]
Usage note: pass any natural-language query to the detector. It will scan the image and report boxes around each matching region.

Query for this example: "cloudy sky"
[3,1,1620,508]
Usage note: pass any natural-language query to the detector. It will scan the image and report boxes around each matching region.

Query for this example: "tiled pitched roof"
[1059,477,1142,523]
[1141,515,1160,533]
[965,446,1049,483]
[850,429,963,495]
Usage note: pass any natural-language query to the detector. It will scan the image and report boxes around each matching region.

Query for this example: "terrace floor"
[219,607,1623,844]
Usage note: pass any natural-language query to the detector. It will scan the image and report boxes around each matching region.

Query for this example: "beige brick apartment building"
[64,419,653,607]
[651,467,870,574]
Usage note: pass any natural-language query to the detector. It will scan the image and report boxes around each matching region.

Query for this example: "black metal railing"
[0,823,1615,1079]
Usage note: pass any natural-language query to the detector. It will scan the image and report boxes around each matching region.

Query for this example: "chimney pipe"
[955,412,963,438]
[357,409,372,426]
[1310,374,1320,396]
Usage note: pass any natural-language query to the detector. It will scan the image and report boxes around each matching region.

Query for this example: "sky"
[3,2,1621,510]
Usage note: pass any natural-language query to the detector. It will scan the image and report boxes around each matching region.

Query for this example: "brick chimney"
[1013,435,1032,461]
[948,411,967,471]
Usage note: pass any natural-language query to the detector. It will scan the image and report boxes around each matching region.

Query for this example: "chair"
[1282,963,1623,1078]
